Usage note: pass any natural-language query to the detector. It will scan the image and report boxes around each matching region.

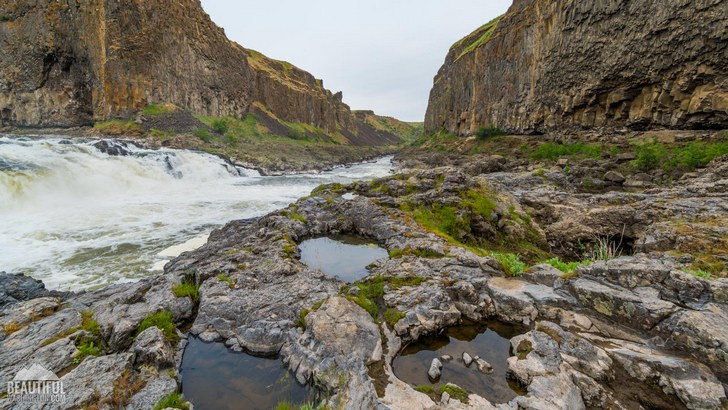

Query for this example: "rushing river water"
[0,136,393,291]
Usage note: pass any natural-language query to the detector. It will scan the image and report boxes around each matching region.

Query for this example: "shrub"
[632,141,669,171]
[475,126,505,140]
[211,119,229,134]
[137,311,178,344]
[193,128,213,143]
[492,252,526,277]
[153,392,189,410]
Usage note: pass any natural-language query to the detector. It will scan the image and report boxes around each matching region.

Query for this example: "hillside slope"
[0,0,399,146]
[425,0,728,135]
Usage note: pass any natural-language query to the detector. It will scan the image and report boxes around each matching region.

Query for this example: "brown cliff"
[425,0,728,135]
[0,0,395,145]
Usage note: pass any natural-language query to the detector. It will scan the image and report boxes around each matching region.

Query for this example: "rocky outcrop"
[0,0,397,146]
[425,0,728,135]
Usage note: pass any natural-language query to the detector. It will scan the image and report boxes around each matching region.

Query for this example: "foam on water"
[0,136,393,290]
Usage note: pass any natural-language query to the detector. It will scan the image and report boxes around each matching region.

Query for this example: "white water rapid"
[0,136,393,290]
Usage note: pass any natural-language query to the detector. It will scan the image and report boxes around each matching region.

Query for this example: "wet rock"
[428,357,443,380]
[441,354,453,362]
[93,140,133,156]
[132,326,175,369]
[0,272,69,310]
[473,357,493,373]
[462,352,473,366]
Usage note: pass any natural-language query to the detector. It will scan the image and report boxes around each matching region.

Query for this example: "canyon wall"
[425,0,728,135]
[0,0,364,139]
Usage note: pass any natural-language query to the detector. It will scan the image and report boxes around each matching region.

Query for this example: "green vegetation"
[137,311,179,344]
[172,277,200,303]
[73,338,101,364]
[342,276,426,322]
[592,237,622,261]
[388,246,443,259]
[142,103,177,116]
[211,118,229,134]
[274,402,324,410]
[383,308,406,328]
[71,311,104,364]
[93,120,141,136]
[216,274,237,289]
[455,16,502,60]
[192,127,213,143]
[148,128,173,139]
[0,15,10,22]
[631,140,728,172]
[544,257,591,275]
[414,385,435,394]
[153,392,189,410]
[287,205,309,223]
[492,252,526,277]
[529,142,603,161]
[439,384,469,403]
[475,126,505,140]
[685,269,712,280]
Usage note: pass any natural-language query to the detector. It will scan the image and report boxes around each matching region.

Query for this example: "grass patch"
[216,274,237,289]
[211,118,229,134]
[492,252,526,277]
[685,269,712,280]
[388,246,443,259]
[439,384,469,403]
[475,126,505,140]
[137,311,179,345]
[632,140,728,172]
[544,257,591,275]
[153,392,189,410]
[193,127,213,143]
[455,16,501,60]
[383,308,406,328]
[148,128,173,139]
[73,337,101,364]
[529,142,603,161]
[171,280,199,303]
[142,103,176,116]
[93,120,141,136]
[344,276,425,322]
[414,385,435,394]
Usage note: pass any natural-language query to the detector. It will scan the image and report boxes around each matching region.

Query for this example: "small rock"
[474,357,493,373]
[132,326,175,368]
[440,391,450,405]
[441,354,453,362]
[615,152,637,162]
[428,358,443,381]
[603,171,626,183]
[557,158,569,167]
[462,352,473,366]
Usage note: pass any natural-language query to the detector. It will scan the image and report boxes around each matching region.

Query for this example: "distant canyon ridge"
[0,0,405,146]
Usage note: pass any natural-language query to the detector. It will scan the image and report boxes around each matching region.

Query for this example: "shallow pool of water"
[392,320,527,403]
[298,235,388,282]
[181,337,313,410]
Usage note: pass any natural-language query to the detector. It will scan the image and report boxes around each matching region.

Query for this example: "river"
[0,136,393,291]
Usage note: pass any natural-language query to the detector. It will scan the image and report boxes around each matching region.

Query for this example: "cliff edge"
[425,0,728,135]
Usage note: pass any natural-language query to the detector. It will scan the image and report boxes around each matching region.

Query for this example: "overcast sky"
[199,1,512,122]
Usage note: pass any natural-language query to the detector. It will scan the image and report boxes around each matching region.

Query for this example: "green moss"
[345,276,425,322]
[153,392,189,410]
[193,128,213,143]
[439,384,469,403]
[73,337,101,364]
[388,246,443,259]
[383,308,406,328]
[289,212,308,224]
[137,311,179,344]
[414,385,435,394]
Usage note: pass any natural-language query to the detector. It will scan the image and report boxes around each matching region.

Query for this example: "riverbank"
[1,131,726,409]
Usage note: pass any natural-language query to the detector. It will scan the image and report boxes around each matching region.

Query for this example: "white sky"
[199,1,512,122]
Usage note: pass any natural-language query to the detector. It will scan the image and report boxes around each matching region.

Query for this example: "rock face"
[0,0,391,145]
[425,0,728,135]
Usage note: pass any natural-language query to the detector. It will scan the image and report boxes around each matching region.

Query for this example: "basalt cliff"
[425,0,728,135]
[0,0,398,145]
